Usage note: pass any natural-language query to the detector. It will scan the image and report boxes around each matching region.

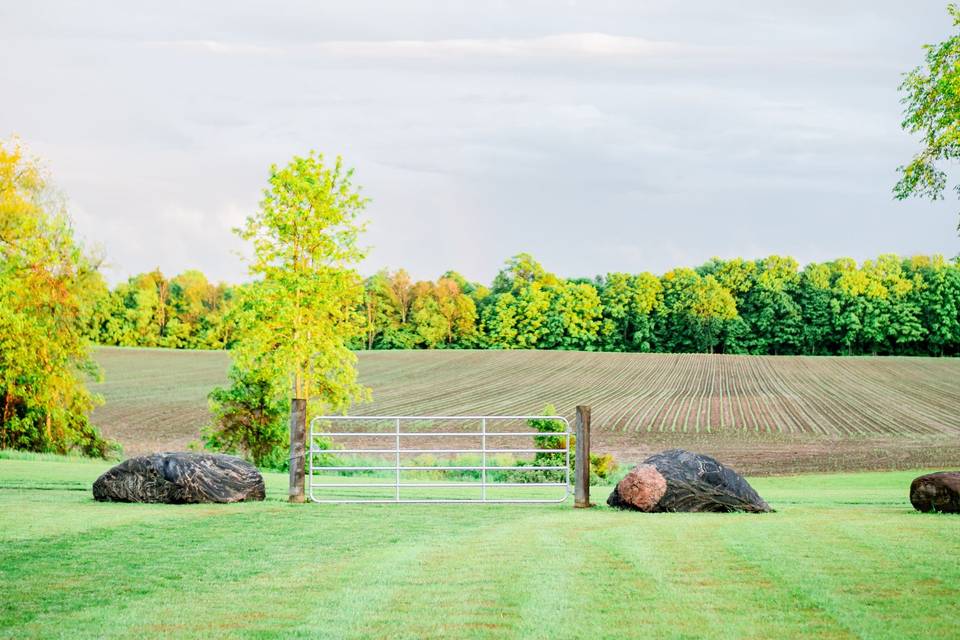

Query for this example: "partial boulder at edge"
[607,449,772,513]
[910,472,960,513]
[93,452,266,504]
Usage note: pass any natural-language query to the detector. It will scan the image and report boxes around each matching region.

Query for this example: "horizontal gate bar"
[310,465,567,471]
[309,498,569,504]
[310,482,568,488]
[313,415,570,421]
[313,448,568,454]
[310,432,568,438]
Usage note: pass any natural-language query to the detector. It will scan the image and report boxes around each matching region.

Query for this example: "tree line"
[84,269,237,350]
[86,252,960,357]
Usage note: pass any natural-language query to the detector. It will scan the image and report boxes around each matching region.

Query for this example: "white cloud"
[147,33,704,60]
[143,39,279,56]
[309,33,697,59]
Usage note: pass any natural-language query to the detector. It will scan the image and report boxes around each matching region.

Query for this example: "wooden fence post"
[288,398,307,503]
[575,405,592,508]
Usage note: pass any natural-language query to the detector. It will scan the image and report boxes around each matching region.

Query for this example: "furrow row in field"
[784,359,866,436]
[91,348,960,459]
[808,359,935,436]
[683,356,713,432]
[577,354,649,428]
[632,356,688,432]
[759,357,813,434]
[591,356,642,431]
[659,356,698,433]
[354,352,543,416]
[605,355,674,431]
[831,358,960,430]
[759,359,821,435]
[798,359,887,436]
[691,355,715,432]
[352,352,960,439]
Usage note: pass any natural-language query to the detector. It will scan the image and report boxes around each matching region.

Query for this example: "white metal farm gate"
[308,415,571,504]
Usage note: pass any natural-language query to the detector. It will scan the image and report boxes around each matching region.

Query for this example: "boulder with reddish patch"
[611,464,667,511]
[93,452,266,504]
[607,449,771,513]
[910,471,960,513]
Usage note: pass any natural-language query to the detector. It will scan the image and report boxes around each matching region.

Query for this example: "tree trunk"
[288,396,307,503]
[0,390,9,449]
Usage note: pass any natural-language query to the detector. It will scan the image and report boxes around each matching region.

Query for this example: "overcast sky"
[2,1,959,285]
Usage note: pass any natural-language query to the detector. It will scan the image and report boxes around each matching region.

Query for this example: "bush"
[512,404,618,485]
[590,452,618,482]
[202,365,289,468]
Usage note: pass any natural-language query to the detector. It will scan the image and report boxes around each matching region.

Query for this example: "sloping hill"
[90,347,960,473]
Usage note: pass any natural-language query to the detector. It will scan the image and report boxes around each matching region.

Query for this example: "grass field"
[2,454,958,639]
[90,347,960,474]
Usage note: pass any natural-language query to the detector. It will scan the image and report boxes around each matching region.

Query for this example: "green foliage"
[599,272,661,352]
[85,268,239,349]
[360,269,483,350]
[202,151,372,464]
[895,3,960,230]
[527,405,567,452]
[590,452,618,480]
[84,252,960,358]
[482,255,603,350]
[232,151,370,414]
[655,268,740,353]
[0,138,115,457]
[201,365,288,467]
[521,404,618,485]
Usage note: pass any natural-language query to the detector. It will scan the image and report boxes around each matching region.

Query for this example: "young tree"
[0,138,113,456]
[895,3,960,232]
[361,272,390,350]
[235,151,370,406]
[209,152,370,498]
[385,268,413,324]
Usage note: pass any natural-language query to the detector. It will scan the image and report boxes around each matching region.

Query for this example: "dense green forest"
[85,269,237,350]
[86,253,960,357]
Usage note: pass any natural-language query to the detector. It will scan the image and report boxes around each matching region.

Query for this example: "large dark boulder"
[910,472,960,513]
[93,452,265,504]
[607,449,771,513]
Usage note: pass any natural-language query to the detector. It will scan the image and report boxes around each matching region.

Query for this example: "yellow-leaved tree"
[206,151,370,497]
[0,138,114,456]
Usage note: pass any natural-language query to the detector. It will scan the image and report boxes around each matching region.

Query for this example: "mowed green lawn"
[2,457,959,639]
